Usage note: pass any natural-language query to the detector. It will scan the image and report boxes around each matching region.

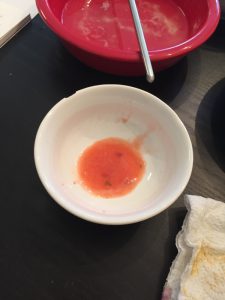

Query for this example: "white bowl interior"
[34,85,193,224]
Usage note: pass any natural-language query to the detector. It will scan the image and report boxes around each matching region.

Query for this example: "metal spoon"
[129,0,155,83]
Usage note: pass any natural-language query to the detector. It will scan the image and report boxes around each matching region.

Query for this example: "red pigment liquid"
[77,137,145,198]
[61,0,189,51]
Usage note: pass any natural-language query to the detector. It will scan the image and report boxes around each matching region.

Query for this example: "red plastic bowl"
[36,0,220,76]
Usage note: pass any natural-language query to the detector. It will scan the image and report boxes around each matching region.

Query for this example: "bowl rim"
[34,84,193,225]
[36,0,220,62]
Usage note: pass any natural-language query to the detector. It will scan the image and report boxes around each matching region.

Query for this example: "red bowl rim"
[36,0,220,62]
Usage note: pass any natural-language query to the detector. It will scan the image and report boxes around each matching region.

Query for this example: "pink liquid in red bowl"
[36,0,220,76]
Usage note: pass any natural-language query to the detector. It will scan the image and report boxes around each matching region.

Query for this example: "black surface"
[0,16,225,300]
[196,78,225,173]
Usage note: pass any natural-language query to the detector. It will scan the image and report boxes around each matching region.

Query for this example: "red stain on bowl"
[77,137,145,198]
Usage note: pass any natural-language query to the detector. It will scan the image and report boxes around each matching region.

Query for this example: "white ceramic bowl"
[34,85,193,225]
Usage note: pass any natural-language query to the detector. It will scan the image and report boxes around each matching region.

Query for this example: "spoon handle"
[129,0,155,83]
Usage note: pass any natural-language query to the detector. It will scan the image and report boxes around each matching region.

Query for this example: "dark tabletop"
[0,15,225,300]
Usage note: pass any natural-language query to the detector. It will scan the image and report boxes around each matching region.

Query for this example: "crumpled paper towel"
[162,195,225,300]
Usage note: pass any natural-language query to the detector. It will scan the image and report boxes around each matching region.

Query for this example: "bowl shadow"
[43,197,170,276]
[50,42,188,105]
